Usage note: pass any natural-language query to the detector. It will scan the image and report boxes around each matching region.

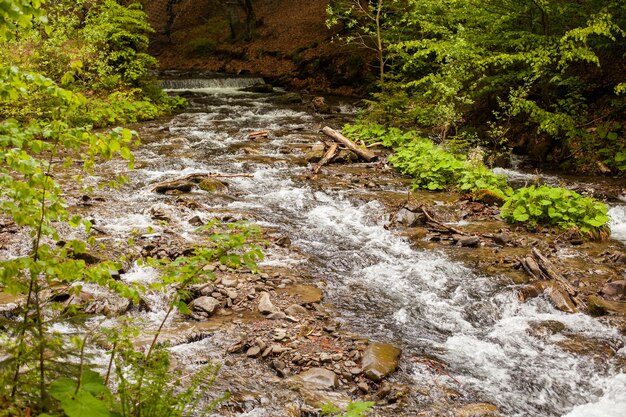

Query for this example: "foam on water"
[609,205,626,243]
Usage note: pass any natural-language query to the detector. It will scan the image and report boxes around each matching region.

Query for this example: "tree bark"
[321,126,378,162]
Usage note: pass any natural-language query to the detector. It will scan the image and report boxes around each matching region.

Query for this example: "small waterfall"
[161,77,265,91]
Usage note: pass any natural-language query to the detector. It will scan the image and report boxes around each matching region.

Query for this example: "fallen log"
[312,143,339,174]
[321,126,378,162]
[152,173,254,194]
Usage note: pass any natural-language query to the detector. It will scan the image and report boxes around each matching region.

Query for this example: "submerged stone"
[362,342,402,382]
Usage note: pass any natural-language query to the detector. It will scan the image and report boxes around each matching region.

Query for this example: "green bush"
[500,186,610,236]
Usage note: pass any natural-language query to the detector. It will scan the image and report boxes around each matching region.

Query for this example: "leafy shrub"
[322,400,375,417]
[500,186,610,236]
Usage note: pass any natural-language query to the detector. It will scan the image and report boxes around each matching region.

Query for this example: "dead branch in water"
[321,126,378,162]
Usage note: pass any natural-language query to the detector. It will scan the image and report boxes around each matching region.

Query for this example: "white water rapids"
[85,81,626,416]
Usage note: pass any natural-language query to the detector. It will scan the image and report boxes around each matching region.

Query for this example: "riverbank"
[1,82,625,416]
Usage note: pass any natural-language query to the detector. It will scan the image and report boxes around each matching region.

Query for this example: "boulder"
[362,342,402,382]
[199,178,228,193]
[396,208,426,227]
[258,292,280,315]
[458,236,481,247]
[189,296,220,320]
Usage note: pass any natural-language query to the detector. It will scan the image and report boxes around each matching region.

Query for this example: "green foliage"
[501,186,610,236]
[343,122,610,235]
[338,0,626,173]
[321,400,375,417]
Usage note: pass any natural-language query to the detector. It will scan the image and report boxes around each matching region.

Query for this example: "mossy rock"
[199,178,228,193]
[473,189,506,206]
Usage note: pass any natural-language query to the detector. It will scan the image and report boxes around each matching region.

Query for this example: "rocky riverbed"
[1,78,625,417]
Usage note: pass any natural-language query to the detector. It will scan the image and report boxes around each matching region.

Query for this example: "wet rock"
[188,215,204,226]
[527,320,566,338]
[258,292,280,315]
[287,284,323,304]
[601,280,626,300]
[297,367,338,389]
[189,296,220,320]
[311,96,330,113]
[199,178,228,193]
[544,283,577,313]
[304,148,325,163]
[276,236,291,247]
[362,342,402,382]
[588,295,626,315]
[285,304,308,316]
[455,403,499,417]
[458,236,481,247]
[274,92,303,104]
[357,382,369,393]
[396,208,426,227]
[517,281,545,302]
[243,83,274,93]
[492,233,511,246]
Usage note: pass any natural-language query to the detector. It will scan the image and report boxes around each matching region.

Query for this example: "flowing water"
[28,79,626,416]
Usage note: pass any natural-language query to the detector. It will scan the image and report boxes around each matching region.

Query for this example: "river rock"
[199,178,228,193]
[396,208,426,227]
[274,92,302,104]
[298,367,338,389]
[455,403,498,417]
[544,283,577,313]
[189,296,220,320]
[287,285,323,304]
[243,83,274,93]
[361,342,402,382]
[285,304,308,316]
[258,292,280,314]
[458,236,481,247]
[246,345,261,358]
[221,276,238,288]
[601,280,626,300]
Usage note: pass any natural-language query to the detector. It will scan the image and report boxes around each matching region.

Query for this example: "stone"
[258,292,280,315]
[298,367,338,389]
[246,346,261,358]
[492,233,511,245]
[455,403,498,417]
[243,83,274,93]
[199,178,227,193]
[286,285,323,304]
[601,280,626,300]
[349,367,362,375]
[361,342,402,382]
[285,304,309,316]
[458,236,481,247]
[188,215,204,226]
[272,329,287,341]
[274,92,303,104]
[319,353,332,363]
[357,382,369,393]
[396,208,426,227]
[225,289,238,300]
[189,296,220,320]
[267,311,287,320]
[221,277,238,287]
[544,283,577,313]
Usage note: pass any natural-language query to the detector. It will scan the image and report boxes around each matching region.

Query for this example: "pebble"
[222,277,238,287]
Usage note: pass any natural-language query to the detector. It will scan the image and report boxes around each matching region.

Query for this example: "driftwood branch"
[322,126,378,162]
[152,173,254,194]
[420,207,469,236]
[248,130,269,139]
[313,143,339,174]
